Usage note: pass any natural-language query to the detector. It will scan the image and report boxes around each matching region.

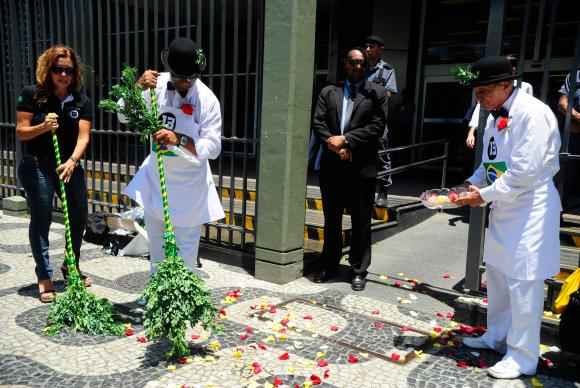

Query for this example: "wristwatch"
[178,134,189,147]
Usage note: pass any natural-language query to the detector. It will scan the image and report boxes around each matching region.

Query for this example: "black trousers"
[319,167,375,276]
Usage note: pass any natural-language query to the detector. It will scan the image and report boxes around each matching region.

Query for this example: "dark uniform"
[366,59,397,195]
[16,85,91,281]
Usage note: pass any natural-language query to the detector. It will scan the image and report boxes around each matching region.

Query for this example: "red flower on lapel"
[497,116,509,131]
[181,103,194,115]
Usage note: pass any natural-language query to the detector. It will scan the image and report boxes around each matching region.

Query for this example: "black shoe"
[313,268,336,283]
[375,191,388,208]
[351,274,367,291]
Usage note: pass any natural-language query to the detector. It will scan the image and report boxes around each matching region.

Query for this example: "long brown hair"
[35,45,83,102]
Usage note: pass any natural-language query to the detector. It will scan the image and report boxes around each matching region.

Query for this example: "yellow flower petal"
[166,364,176,372]
[531,377,544,388]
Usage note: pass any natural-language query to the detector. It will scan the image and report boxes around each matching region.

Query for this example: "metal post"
[464,0,505,292]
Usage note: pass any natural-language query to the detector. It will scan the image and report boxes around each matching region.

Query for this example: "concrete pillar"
[254,0,316,284]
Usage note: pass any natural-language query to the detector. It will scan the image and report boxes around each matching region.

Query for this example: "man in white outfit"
[455,56,561,379]
[123,38,225,274]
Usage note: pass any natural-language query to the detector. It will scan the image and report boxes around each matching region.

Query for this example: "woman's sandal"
[39,290,56,303]
[61,266,92,287]
[38,279,56,303]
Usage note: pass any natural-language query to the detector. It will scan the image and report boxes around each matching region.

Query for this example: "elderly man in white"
[455,56,561,379]
[122,37,225,274]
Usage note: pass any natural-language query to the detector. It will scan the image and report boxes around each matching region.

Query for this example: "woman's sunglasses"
[50,66,74,76]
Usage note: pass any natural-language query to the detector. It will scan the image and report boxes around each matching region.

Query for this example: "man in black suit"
[312,47,387,291]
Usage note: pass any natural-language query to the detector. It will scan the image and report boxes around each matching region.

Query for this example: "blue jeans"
[18,157,88,281]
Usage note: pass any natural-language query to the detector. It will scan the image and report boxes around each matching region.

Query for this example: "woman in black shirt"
[16,45,91,303]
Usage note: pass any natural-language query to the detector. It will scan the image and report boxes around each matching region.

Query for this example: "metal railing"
[377,139,449,189]
[0,0,264,252]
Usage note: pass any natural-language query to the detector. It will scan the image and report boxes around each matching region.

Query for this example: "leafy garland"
[450,65,480,86]
[45,120,123,336]
[99,66,220,359]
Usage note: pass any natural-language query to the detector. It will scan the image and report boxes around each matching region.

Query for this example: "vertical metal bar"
[124,0,130,66]
[240,0,253,249]
[55,0,62,43]
[532,0,546,62]
[441,142,448,188]
[464,0,506,293]
[134,0,139,67]
[228,0,239,246]
[71,0,79,52]
[164,0,169,48]
[64,0,71,44]
[154,0,159,69]
[186,0,191,39]
[196,0,202,44]
[87,0,96,123]
[175,0,180,36]
[219,0,227,246]
[46,0,55,47]
[209,0,215,90]
[516,0,532,89]
[412,0,426,147]
[540,0,559,103]
[8,0,24,177]
[144,0,149,69]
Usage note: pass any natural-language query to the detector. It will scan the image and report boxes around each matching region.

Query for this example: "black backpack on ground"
[83,213,109,245]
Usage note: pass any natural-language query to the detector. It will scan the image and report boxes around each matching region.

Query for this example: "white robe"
[468,89,562,281]
[124,73,225,227]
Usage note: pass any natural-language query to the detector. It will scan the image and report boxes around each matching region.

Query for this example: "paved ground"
[0,211,578,388]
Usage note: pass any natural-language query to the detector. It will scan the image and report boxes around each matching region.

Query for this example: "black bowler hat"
[161,37,207,77]
[470,56,519,87]
[364,35,384,47]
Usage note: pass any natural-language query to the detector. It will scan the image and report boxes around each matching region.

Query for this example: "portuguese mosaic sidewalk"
[0,212,578,388]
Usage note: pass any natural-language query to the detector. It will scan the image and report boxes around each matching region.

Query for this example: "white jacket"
[468,89,562,280]
[124,73,225,227]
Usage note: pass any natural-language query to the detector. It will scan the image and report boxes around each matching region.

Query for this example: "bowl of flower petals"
[420,187,468,210]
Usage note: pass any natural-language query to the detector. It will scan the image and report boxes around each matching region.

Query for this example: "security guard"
[364,35,397,207]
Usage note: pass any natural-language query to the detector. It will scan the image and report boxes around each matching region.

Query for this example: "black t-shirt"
[16,85,92,165]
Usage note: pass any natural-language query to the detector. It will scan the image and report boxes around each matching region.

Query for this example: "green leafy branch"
[98,66,162,140]
[451,65,479,86]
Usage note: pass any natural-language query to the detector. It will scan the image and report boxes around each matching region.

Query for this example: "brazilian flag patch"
[152,142,177,157]
[484,161,507,184]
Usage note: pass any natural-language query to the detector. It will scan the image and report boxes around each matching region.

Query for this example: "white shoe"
[487,358,529,379]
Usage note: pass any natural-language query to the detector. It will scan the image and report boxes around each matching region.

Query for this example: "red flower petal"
[137,336,147,343]
[482,297,488,304]
[273,376,283,386]
[456,360,470,368]
[239,333,249,340]
[181,104,194,115]
[124,328,134,336]
[330,325,339,332]
[446,312,455,319]
[391,353,401,361]
[443,273,450,279]
[191,334,200,340]
[433,326,443,333]
[178,356,188,364]
[436,312,445,318]
[318,359,329,367]
[252,361,262,374]
[219,308,227,317]
[303,314,313,320]
[258,343,268,350]
[372,321,385,329]
[348,354,359,364]
[323,369,330,379]
[400,326,411,332]
[310,374,322,385]
[280,318,289,326]
[278,352,290,360]
[394,281,402,287]
[245,325,254,334]
[269,305,277,314]
[372,309,380,315]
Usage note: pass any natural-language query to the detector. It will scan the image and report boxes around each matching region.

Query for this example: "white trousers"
[144,213,201,274]
[481,264,545,374]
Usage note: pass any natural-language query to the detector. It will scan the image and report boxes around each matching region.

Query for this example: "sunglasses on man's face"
[170,72,197,82]
[50,66,74,76]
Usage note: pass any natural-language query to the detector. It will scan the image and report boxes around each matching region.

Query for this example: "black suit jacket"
[312,80,387,179]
